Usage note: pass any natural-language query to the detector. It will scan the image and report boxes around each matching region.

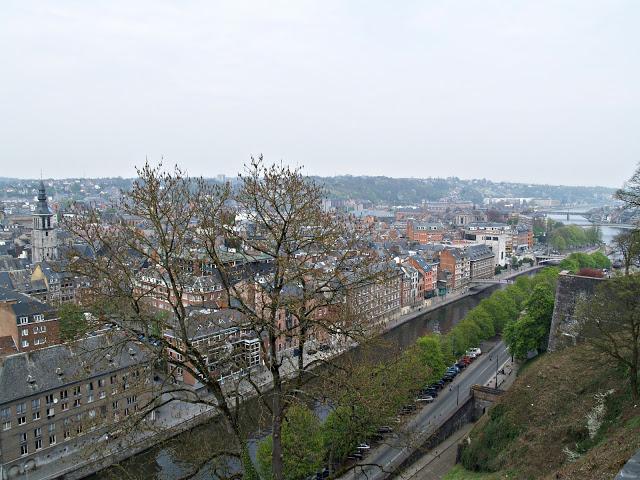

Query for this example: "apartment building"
[0,336,153,478]
[438,248,470,291]
[164,308,261,386]
[466,244,496,280]
[406,222,447,244]
[0,289,60,353]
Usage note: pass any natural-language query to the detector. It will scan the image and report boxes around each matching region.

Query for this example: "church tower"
[32,181,58,263]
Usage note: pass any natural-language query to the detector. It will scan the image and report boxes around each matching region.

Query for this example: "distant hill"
[312,176,615,206]
[1,175,616,206]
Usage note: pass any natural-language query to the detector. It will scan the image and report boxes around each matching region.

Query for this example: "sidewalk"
[399,423,474,480]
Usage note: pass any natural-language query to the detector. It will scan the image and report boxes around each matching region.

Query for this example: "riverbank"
[73,266,541,480]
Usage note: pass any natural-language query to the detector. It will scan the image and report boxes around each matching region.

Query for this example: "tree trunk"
[632,339,639,401]
[271,372,285,480]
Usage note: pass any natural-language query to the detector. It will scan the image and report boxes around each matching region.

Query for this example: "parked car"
[357,443,371,450]
[416,395,434,403]
[315,468,330,479]
[455,361,466,370]
[377,426,393,434]
[468,347,482,356]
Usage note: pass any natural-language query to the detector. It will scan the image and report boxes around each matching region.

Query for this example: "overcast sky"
[1,1,639,187]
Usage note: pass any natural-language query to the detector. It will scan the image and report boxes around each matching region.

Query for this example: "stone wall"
[547,271,605,352]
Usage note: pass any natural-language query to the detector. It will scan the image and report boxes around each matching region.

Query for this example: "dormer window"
[18,316,28,325]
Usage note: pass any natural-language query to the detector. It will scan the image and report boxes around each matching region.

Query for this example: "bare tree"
[63,158,387,479]
[613,230,640,275]
[576,275,640,400]
[616,162,640,209]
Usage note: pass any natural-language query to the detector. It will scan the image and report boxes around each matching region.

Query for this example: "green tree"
[256,404,324,480]
[416,335,447,382]
[481,293,517,333]
[503,283,555,359]
[58,303,89,342]
[550,233,567,252]
[466,307,495,339]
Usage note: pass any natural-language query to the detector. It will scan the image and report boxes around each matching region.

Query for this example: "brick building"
[406,222,447,244]
[437,248,470,291]
[0,289,60,353]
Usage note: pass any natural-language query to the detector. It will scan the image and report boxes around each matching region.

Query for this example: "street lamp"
[495,350,499,389]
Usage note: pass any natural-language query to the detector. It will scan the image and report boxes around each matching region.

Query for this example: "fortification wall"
[547,271,604,352]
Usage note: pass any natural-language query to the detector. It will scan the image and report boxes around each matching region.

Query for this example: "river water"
[545,212,625,246]
[95,280,523,479]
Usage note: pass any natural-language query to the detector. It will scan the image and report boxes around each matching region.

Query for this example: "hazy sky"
[2,1,639,187]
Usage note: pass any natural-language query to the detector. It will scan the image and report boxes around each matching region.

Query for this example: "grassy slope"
[449,345,640,480]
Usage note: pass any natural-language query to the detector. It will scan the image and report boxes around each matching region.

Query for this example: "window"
[32,411,40,421]
[34,427,42,437]
[73,399,81,408]
[45,394,54,405]
[22,328,29,336]
[63,429,71,440]
[86,382,94,392]
[34,338,46,345]
[126,395,137,405]
[46,407,55,418]
[49,434,56,445]
[59,390,68,400]
[73,386,81,396]
[99,391,106,400]
[21,340,29,348]
[20,444,28,456]
[88,409,96,419]
[110,375,117,385]
[18,416,26,425]
[112,400,119,410]
[16,402,26,414]
[2,421,10,431]
[0,407,9,419]
[35,438,42,450]
[61,402,68,411]
[98,379,105,388]
[34,314,44,322]
[31,398,40,410]
[87,394,94,403]
[18,316,28,325]
[19,432,27,443]
[48,422,56,432]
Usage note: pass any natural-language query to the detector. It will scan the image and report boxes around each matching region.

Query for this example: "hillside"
[312,176,614,205]
[451,345,640,480]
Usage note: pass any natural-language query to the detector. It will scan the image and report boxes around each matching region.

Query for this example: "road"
[339,341,510,480]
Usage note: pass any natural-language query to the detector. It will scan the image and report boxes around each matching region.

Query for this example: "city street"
[339,341,510,480]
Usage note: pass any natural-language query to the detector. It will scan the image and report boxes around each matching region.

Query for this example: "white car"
[469,347,482,356]
[416,396,434,403]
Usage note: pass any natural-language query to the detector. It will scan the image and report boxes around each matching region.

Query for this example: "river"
[94,279,529,480]
[545,212,625,246]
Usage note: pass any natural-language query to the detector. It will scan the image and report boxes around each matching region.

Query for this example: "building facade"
[0,337,153,478]
[0,290,60,353]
